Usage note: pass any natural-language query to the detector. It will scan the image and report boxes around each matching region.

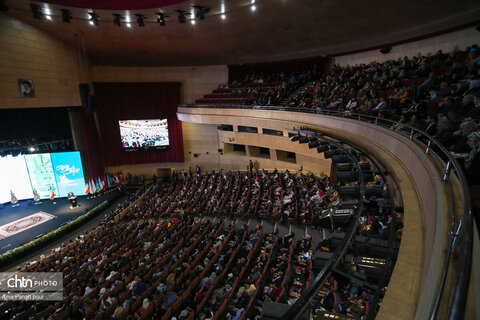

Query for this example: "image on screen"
[119,119,169,151]
[51,151,86,197]
[0,155,33,204]
[25,153,59,199]
[0,151,87,204]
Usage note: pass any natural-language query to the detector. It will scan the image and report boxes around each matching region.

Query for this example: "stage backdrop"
[87,82,184,169]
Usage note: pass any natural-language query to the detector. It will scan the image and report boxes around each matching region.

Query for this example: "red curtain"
[43,0,188,10]
[82,112,104,179]
[86,82,184,168]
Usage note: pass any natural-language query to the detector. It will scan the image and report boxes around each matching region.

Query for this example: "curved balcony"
[177,105,476,320]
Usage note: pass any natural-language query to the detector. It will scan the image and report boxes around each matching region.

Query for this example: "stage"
[0,190,121,255]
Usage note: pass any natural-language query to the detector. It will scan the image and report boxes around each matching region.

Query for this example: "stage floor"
[0,191,120,255]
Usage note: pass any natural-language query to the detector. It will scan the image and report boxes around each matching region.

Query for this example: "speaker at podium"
[68,192,79,209]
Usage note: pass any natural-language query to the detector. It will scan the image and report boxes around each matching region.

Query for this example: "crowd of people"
[196,70,314,106]
[145,169,339,226]
[119,121,169,149]
[0,165,399,319]
[198,45,480,188]
[283,46,480,186]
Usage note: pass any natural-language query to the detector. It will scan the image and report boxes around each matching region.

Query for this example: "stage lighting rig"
[299,136,309,144]
[135,14,146,27]
[0,0,8,12]
[290,133,301,142]
[317,145,329,153]
[88,11,99,26]
[308,140,319,149]
[113,13,124,26]
[175,10,190,23]
[156,12,168,26]
[61,9,72,23]
[30,4,44,19]
[193,5,210,20]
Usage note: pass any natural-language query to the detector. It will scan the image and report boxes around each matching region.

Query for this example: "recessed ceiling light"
[46,15,52,20]
[191,19,195,25]
[89,20,94,26]
[221,14,226,20]
[126,22,131,28]
[251,5,256,11]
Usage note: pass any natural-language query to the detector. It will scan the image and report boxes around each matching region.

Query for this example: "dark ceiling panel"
[3,0,480,66]
[41,0,188,10]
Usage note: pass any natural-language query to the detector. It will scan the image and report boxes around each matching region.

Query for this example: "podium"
[68,193,78,208]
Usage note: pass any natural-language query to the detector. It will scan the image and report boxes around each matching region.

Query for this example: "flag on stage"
[85,183,90,194]
[96,178,101,192]
[90,180,95,194]
[50,190,55,200]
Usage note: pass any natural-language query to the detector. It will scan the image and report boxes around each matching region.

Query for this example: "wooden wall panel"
[335,26,480,66]
[91,65,228,104]
[0,14,82,109]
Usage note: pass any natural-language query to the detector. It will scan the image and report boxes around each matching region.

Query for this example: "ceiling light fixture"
[88,11,99,26]
[156,11,168,26]
[61,9,72,23]
[193,5,210,21]
[30,4,44,19]
[135,14,146,27]
[221,14,226,20]
[175,9,189,24]
[113,13,124,26]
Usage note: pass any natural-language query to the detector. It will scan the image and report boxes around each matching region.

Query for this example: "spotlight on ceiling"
[193,5,210,20]
[175,10,189,24]
[30,4,44,19]
[221,14,226,20]
[135,14,146,27]
[0,0,8,12]
[88,11,99,26]
[113,13,124,26]
[61,9,72,23]
[156,12,168,26]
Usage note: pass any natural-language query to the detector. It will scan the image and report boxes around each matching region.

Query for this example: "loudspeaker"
[380,47,392,54]
[79,83,97,114]
[87,94,97,114]
[218,149,223,153]
[79,83,90,107]
[193,153,198,158]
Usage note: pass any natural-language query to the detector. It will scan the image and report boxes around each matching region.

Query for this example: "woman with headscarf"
[464,131,480,186]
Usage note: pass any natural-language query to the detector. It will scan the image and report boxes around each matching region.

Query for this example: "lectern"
[68,192,78,208]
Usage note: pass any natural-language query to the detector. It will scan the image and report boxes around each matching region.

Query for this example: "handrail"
[178,103,473,319]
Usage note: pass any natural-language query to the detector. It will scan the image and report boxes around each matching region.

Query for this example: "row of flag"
[85,172,123,195]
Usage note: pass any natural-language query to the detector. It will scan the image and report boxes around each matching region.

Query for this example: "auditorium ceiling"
[3,0,480,66]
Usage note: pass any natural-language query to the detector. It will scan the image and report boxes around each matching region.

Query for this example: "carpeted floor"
[0,190,120,254]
